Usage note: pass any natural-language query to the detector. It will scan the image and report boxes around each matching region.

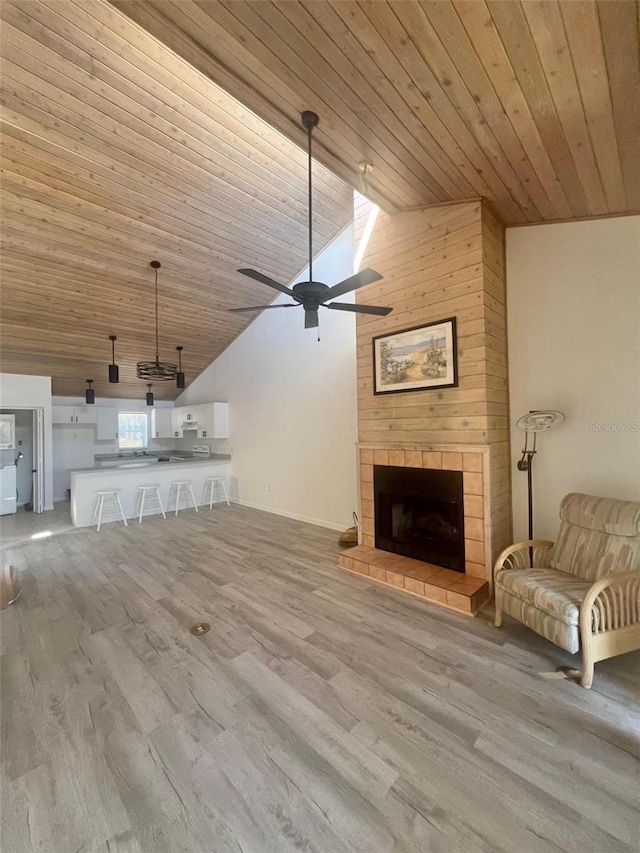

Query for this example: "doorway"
[0,407,45,514]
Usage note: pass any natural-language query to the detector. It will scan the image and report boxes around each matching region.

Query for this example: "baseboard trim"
[232,498,346,532]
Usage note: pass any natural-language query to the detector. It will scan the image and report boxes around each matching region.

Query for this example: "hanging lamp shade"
[146,384,154,406]
[176,346,185,389]
[108,335,119,383]
[85,379,95,405]
[137,261,177,380]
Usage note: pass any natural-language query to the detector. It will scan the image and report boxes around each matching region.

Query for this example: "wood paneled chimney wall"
[356,200,511,573]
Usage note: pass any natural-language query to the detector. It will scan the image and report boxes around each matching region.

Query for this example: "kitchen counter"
[79,454,231,473]
[70,458,231,527]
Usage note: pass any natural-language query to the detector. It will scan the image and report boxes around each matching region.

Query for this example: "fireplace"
[374,465,465,572]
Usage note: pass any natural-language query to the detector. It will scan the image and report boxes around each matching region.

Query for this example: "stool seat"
[168,480,198,516]
[92,488,127,532]
[135,484,166,523]
[202,476,230,508]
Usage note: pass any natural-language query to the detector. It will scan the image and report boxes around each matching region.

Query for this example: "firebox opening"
[374,465,465,572]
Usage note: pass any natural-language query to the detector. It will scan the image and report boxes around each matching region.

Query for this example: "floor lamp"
[516,410,565,542]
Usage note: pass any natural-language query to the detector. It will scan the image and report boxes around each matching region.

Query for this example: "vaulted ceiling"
[114,0,640,222]
[0,0,352,399]
[2,1,639,399]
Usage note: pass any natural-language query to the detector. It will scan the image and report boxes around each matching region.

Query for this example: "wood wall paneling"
[356,200,511,565]
[0,0,352,399]
[114,0,640,223]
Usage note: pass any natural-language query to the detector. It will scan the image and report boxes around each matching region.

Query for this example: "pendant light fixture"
[146,384,154,406]
[85,379,95,404]
[176,346,185,389]
[108,335,119,383]
[137,261,177,380]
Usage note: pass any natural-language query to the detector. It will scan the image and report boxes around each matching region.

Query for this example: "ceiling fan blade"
[325,302,392,316]
[321,268,383,301]
[237,269,301,300]
[304,308,319,329]
[229,303,298,313]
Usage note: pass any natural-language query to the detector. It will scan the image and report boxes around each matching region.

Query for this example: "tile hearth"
[338,545,490,616]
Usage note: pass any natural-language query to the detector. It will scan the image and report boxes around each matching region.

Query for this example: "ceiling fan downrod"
[301,110,319,284]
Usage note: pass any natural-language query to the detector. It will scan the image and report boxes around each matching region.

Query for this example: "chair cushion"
[495,568,592,626]
[549,493,640,582]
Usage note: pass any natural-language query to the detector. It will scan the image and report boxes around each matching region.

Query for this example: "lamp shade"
[85,380,95,405]
[146,384,154,406]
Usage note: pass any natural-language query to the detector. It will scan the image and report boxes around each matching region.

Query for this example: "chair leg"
[493,590,503,627]
[138,491,144,524]
[580,631,595,688]
[115,494,128,527]
[189,484,199,512]
[220,479,230,506]
[174,485,180,517]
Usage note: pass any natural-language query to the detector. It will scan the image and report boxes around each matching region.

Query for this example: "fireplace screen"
[374,465,465,571]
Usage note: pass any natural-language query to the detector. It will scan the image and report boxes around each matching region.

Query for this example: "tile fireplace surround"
[337,445,494,616]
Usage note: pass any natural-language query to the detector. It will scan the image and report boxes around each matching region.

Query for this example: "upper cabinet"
[96,407,118,441]
[52,405,97,425]
[152,408,173,439]
[170,403,229,439]
[205,402,229,439]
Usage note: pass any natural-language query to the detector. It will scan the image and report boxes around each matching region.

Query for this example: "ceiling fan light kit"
[137,261,177,380]
[230,111,392,333]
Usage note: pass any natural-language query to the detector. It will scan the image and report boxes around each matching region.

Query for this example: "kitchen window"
[118,412,148,450]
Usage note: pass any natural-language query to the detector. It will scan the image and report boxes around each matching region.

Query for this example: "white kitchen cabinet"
[169,402,229,439]
[52,405,97,425]
[170,407,185,438]
[96,407,119,440]
[201,402,229,439]
[0,414,16,450]
[152,408,173,439]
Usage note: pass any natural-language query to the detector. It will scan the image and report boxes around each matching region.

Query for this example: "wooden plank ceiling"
[0,0,353,400]
[113,0,640,223]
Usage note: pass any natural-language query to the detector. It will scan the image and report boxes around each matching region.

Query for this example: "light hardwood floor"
[1,505,639,852]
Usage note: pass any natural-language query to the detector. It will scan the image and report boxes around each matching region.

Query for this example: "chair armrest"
[493,540,554,581]
[580,571,640,636]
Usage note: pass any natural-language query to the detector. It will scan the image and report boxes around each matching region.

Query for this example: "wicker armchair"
[494,493,640,688]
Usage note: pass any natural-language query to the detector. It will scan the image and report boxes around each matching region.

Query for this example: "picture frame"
[372,317,458,395]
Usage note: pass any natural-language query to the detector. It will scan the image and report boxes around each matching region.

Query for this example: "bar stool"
[201,476,230,508]
[92,489,128,532]
[135,484,166,523]
[168,480,199,516]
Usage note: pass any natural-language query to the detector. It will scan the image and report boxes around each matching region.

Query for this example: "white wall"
[507,216,640,541]
[51,397,174,501]
[0,373,54,510]
[176,225,358,530]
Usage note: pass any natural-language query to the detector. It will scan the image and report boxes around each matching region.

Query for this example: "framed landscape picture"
[373,318,458,395]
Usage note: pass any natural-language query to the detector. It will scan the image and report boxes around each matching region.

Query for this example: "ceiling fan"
[229,111,392,331]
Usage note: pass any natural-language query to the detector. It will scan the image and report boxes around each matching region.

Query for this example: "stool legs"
[115,494,128,527]
[136,487,166,523]
[169,482,198,515]
[93,492,127,532]
[188,483,199,512]
[202,478,230,508]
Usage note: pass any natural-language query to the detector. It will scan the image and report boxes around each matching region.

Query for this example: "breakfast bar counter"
[70,457,231,527]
